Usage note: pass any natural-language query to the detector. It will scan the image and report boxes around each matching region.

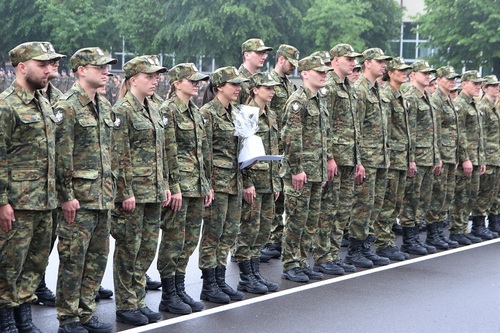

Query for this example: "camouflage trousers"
[269,185,284,244]
[472,166,500,216]
[450,166,481,234]
[313,166,356,264]
[56,208,110,325]
[349,167,388,241]
[199,192,241,269]
[374,169,407,249]
[235,192,274,262]
[0,210,52,308]
[400,165,433,227]
[111,202,161,311]
[426,163,457,224]
[158,196,203,278]
[281,179,322,271]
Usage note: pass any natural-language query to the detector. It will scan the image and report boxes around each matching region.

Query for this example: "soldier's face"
[413,71,431,88]
[177,78,200,97]
[389,69,408,85]
[282,58,295,75]
[83,64,109,88]
[48,60,60,80]
[337,56,356,76]
[426,80,437,94]
[348,69,361,83]
[462,81,482,97]
[483,84,499,98]
[132,72,160,97]
[253,85,275,103]
[367,59,386,78]
[23,59,51,90]
[438,77,456,94]
[305,69,328,89]
[247,51,268,69]
[219,82,241,102]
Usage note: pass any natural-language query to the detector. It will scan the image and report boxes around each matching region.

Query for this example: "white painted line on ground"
[122,238,500,333]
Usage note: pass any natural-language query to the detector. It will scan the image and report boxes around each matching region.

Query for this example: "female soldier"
[235,72,281,294]
[157,63,213,315]
[198,67,248,303]
[111,55,169,326]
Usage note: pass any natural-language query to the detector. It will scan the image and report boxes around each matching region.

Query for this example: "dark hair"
[202,80,227,105]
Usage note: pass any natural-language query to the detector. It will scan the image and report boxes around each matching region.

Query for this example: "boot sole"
[280,274,308,283]
[200,294,230,304]
[158,304,192,315]
[237,285,268,294]
[116,316,148,326]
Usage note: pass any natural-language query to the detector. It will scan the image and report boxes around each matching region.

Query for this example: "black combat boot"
[158,276,192,315]
[345,237,373,268]
[200,268,231,304]
[401,226,427,255]
[488,214,500,233]
[237,261,268,294]
[413,226,436,254]
[146,274,162,290]
[214,266,244,300]
[425,222,449,250]
[13,303,42,333]
[471,216,496,240]
[361,238,390,266]
[34,274,56,306]
[260,243,281,258]
[437,221,458,248]
[251,257,279,291]
[174,273,203,312]
[0,308,18,333]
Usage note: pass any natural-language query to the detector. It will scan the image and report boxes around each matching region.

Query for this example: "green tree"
[417,0,500,76]
[361,0,403,51]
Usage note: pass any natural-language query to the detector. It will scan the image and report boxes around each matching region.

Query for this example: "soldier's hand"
[327,159,338,181]
[122,196,136,212]
[354,164,365,185]
[0,204,15,232]
[170,192,183,212]
[480,165,486,175]
[162,190,172,207]
[61,199,80,224]
[274,192,280,201]
[205,189,214,207]
[292,172,307,191]
[462,160,473,176]
[407,162,417,178]
[433,163,442,176]
[244,186,256,204]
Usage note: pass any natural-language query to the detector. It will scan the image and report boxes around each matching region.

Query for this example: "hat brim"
[418,69,437,73]
[188,72,209,81]
[286,57,299,67]
[94,57,118,66]
[444,74,460,79]
[313,66,333,72]
[391,65,412,71]
[255,46,273,52]
[374,56,393,61]
[227,77,250,84]
[143,65,168,74]
[344,52,363,58]
[33,52,67,61]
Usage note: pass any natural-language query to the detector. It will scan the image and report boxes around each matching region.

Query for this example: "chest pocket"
[132,120,152,131]
[77,116,97,127]
[177,121,195,130]
[18,111,42,124]
[217,123,233,131]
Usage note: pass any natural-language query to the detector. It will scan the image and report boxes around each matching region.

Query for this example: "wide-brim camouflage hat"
[168,63,208,82]
[482,75,500,86]
[411,60,436,73]
[277,44,299,67]
[249,72,281,89]
[70,47,117,70]
[461,70,485,83]
[211,66,249,86]
[362,48,392,62]
[123,55,167,79]
[330,44,362,59]
[9,41,66,66]
[436,66,460,79]
[310,51,331,65]
[387,57,411,71]
[298,55,332,72]
[241,38,273,53]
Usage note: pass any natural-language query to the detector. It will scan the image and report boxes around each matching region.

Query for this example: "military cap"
[461,70,485,83]
[386,57,411,71]
[429,74,437,83]
[353,60,361,71]
[70,47,117,70]
[411,60,436,73]
[241,38,273,53]
[123,55,167,79]
[330,44,362,59]
[277,44,300,67]
[436,66,460,79]
[482,75,500,86]
[168,63,208,82]
[211,66,249,86]
[298,56,332,72]
[249,72,281,89]
[9,41,66,66]
[310,51,331,65]
[362,48,392,62]
[145,55,163,67]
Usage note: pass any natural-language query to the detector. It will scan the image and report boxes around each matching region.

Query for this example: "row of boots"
[0,303,41,333]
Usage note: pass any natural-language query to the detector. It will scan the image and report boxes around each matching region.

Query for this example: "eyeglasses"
[86,64,108,71]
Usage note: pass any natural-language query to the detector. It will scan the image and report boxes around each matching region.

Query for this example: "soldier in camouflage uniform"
[312,44,363,275]
[346,48,391,268]
[470,75,500,239]
[0,41,63,333]
[348,60,362,83]
[280,56,333,283]
[237,38,272,104]
[373,57,414,261]
[157,63,212,315]
[198,67,248,304]
[235,72,281,294]
[261,44,299,258]
[54,47,117,333]
[424,66,463,250]
[449,71,487,245]
[111,56,169,326]
[399,60,441,256]
[0,67,9,93]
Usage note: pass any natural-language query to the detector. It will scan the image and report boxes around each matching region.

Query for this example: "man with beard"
[0,41,64,333]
